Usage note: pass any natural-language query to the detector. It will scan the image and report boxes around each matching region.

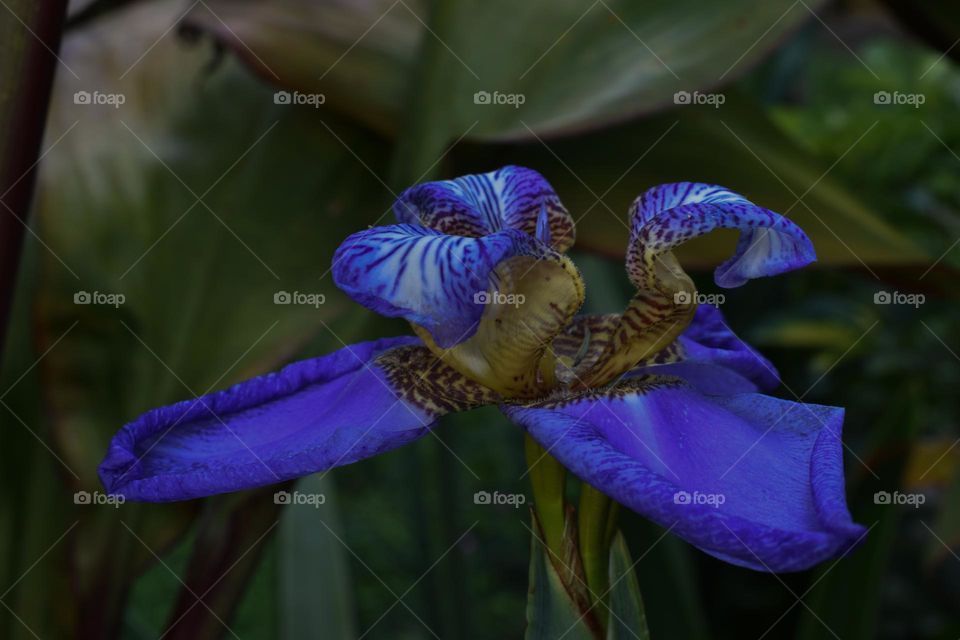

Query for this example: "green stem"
[578,483,618,626]
[524,434,566,555]
[0,0,68,365]
[387,0,460,189]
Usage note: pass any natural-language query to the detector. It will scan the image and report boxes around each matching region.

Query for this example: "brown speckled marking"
[376,345,498,417]
[507,374,684,410]
[416,250,585,399]
[553,314,618,384]
[578,288,694,388]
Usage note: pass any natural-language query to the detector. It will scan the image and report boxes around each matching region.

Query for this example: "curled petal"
[579,183,814,387]
[100,337,495,501]
[394,166,575,252]
[504,378,865,572]
[628,182,816,290]
[555,306,778,394]
[332,224,542,348]
[415,249,584,398]
[644,305,780,393]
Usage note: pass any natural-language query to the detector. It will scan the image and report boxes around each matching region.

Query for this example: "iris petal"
[640,305,781,394]
[394,166,575,252]
[332,224,542,349]
[415,249,584,398]
[99,337,495,501]
[579,183,815,387]
[629,182,816,289]
[504,377,865,572]
[555,305,778,393]
[333,222,585,398]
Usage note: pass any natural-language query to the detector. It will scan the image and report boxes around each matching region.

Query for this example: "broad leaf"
[184,0,826,140]
[32,0,394,635]
[526,521,596,640]
[278,475,358,639]
[454,93,926,267]
[525,517,652,640]
[606,533,651,640]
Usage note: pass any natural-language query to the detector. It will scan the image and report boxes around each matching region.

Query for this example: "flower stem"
[0,0,68,362]
[524,433,566,556]
[578,483,619,626]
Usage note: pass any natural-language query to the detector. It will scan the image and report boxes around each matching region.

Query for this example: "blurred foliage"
[1,0,960,639]
[769,36,960,263]
[183,0,829,141]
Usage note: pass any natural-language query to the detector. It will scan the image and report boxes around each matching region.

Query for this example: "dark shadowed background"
[1,0,958,638]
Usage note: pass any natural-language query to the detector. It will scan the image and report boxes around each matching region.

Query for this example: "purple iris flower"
[99,166,865,572]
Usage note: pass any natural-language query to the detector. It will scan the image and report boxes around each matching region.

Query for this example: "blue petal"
[505,379,865,572]
[394,166,575,252]
[556,306,779,394]
[100,337,493,501]
[629,182,816,289]
[577,183,816,387]
[642,305,781,394]
[332,224,546,348]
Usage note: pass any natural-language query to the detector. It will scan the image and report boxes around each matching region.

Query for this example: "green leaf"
[159,488,283,639]
[278,475,357,640]
[29,0,397,634]
[605,533,650,640]
[455,92,926,268]
[525,519,596,640]
[184,0,824,140]
[525,514,651,640]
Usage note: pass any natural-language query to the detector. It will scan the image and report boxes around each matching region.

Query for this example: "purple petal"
[332,224,545,348]
[100,337,491,502]
[394,166,575,252]
[638,305,781,393]
[504,379,865,572]
[629,182,816,289]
